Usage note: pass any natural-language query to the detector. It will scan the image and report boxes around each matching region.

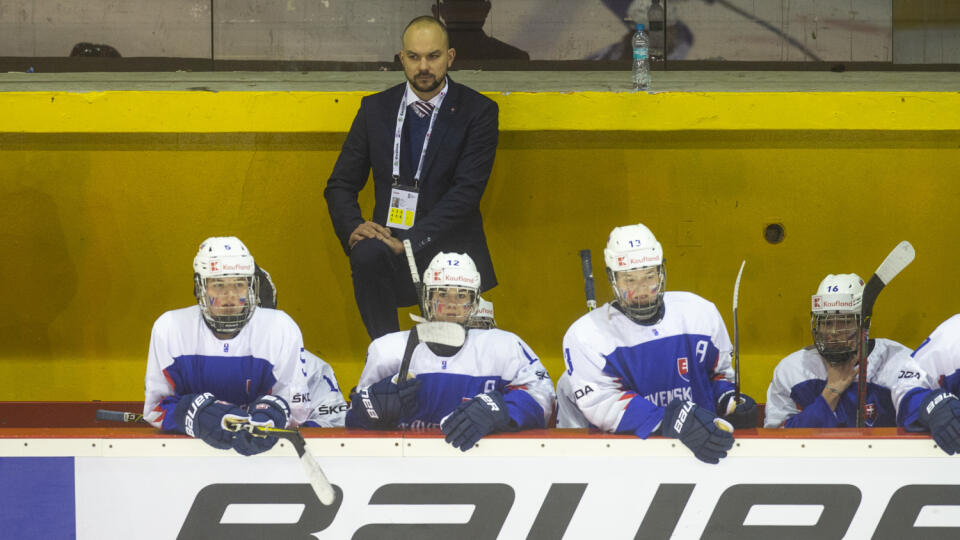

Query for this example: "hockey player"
[144,237,313,455]
[765,274,960,454]
[909,315,960,454]
[765,273,929,429]
[556,223,755,464]
[255,265,348,428]
[346,252,555,451]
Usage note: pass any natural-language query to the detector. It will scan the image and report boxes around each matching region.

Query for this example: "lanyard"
[392,83,447,187]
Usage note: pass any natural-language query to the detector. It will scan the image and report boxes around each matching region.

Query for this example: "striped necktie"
[411,100,435,118]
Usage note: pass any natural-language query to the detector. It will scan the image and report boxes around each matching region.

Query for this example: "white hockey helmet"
[422,252,481,324]
[604,223,666,323]
[810,273,864,365]
[465,296,496,329]
[193,236,259,335]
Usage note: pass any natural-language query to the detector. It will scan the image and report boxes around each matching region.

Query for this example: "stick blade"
[862,241,915,319]
[732,260,745,310]
[415,321,466,348]
[875,241,915,286]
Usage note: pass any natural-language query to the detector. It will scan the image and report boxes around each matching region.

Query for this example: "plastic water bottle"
[632,23,650,91]
[647,0,665,62]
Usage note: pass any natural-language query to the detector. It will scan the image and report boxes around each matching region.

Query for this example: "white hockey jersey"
[301,350,348,427]
[144,305,311,430]
[347,328,555,430]
[912,314,960,397]
[557,292,735,437]
[765,338,929,429]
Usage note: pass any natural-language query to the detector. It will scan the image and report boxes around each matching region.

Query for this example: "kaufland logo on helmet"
[442,273,478,285]
[617,254,660,268]
[821,299,854,308]
[812,295,854,311]
[212,261,252,273]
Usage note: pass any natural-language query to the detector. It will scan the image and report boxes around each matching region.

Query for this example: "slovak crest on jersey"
[677,356,690,382]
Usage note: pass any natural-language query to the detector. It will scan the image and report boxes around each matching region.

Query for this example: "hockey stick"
[579,249,597,311]
[397,239,466,383]
[732,260,745,402]
[397,321,466,384]
[226,420,337,506]
[403,239,424,316]
[399,238,424,385]
[856,241,915,427]
[95,409,146,424]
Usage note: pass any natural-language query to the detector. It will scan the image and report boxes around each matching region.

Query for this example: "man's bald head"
[402,16,450,50]
[399,16,455,100]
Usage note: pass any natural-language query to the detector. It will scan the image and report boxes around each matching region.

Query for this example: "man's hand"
[348,221,392,249]
[920,391,960,455]
[822,357,858,410]
[441,391,513,452]
[662,399,734,464]
[380,235,404,255]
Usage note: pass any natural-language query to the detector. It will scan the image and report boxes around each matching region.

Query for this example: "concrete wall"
[0,0,903,62]
[1,87,959,403]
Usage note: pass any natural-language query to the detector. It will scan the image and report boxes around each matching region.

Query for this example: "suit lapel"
[418,79,459,183]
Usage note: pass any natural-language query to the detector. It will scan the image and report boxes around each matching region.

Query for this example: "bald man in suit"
[325,16,498,339]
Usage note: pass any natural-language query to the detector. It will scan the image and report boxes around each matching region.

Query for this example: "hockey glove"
[173,392,248,450]
[232,395,290,456]
[919,391,960,455]
[717,391,759,429]
[348,375,422,429]
[441,391,513,452]
[662,399,735,464]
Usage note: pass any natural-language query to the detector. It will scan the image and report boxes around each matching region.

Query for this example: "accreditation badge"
[387,185,419,230]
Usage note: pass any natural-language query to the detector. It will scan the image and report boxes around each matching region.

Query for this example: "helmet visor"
[612,266,664,319]
[812,312,860,363]
[197,275,258,334]
[425,287,477,324]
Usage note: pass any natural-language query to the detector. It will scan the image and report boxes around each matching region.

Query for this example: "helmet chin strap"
[821,339,875,366]
[200,316,241,339]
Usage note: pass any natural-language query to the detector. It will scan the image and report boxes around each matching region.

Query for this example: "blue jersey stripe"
[407,372,506,425]
[165,354,277,407]
[603,333,720,411]
[789,379,896,427]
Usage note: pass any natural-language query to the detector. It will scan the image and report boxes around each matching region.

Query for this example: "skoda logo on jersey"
[677,357,690,382]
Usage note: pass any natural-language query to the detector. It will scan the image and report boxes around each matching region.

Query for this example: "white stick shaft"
[403,239,419,285]
[301,449,336,505]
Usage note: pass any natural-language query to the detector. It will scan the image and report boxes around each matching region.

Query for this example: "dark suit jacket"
[324,78,498,292]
